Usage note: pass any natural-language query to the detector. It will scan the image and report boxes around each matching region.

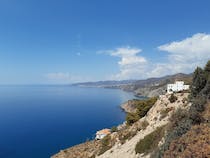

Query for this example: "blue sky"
[0,0,210,84]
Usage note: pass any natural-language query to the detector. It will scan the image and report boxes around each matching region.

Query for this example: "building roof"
[96,129,111,135]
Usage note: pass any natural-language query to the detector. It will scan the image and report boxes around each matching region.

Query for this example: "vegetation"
[118,130,138,144]
[160,107,174,120]
[126,112,140,125]
[135,126,165,155]
[141,120,149,130]
[164,124,210,158]
[152,60,210,158]
[126,97,157,125]
[98,135,112,155]
[111,126,118,132]
[168,94,177,103]
[191,67,207,97]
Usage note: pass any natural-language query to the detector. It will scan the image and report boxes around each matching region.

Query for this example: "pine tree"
[191,67,206,97]
[204,60,210,81]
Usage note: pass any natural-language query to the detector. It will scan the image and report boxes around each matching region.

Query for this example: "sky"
[0,0,210,84]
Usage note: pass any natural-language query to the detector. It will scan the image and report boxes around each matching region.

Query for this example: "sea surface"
[0,85,139,158]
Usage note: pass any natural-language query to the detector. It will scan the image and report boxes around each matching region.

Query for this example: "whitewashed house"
[95,129,111,140]
[167,81,190,94]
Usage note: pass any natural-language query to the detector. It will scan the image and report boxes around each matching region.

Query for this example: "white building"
[167,81,190,94]
[95,129,111,140]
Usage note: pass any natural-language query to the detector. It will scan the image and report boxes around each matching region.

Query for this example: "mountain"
[73,73,193,97]
[72,80,137,87]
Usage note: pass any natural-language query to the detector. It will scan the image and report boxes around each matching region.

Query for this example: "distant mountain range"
[72,73,192,97]
[72,80,137,87]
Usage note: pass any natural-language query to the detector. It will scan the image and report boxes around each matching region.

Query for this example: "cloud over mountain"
[105,33,210,80]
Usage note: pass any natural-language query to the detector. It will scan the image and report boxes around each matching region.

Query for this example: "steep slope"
[96,93,190,158]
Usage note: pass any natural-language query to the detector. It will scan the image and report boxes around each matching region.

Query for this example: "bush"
[182,97,188,103]
[164,124,210,158]
[192,95,206,112]
[111,126,118,132]
[135,126,165,155]
[168,94,177,103]
[98,135,112,155]
[125,97,157,125]
[118,130,137,144]
[141,120,149,130]
[160,107,174,120]
[191,67,206,97]
[126,112,140,125]
[154,60,210,158]
[136,97,158,118]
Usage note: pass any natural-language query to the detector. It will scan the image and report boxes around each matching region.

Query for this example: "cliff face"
[52,93,191,158]
[96,93,190,158]
[121,100,139,113]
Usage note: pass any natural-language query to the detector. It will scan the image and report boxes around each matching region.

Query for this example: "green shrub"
[160,107,174,120]
[191,67,206,97]
[168,94,177,103]
[98,135,112,155]
[135,126,165,155]
[141,120,149,130]
[118,130,137,144]
[126,112,140,125]
[126,97,157,125]
[111,126,118,132]
[154,60,210,158]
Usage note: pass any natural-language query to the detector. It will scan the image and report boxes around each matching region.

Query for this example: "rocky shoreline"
[120,100,139,113]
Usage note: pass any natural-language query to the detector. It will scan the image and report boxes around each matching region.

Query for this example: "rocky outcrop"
[51,140,100,158]
[121,100,138,113]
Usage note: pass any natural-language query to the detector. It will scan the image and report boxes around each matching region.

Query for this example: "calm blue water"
[0,85,137,158]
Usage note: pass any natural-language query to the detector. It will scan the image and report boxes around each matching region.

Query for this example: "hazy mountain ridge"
[72,80,137,87]
[73,73,192,97]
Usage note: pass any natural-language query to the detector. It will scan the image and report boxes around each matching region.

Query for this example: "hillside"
[51,92,191,158]
[52,60,210,158]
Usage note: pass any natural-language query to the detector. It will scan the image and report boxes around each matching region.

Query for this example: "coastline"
[51,90,146,158]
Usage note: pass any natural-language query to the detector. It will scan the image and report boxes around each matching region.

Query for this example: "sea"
[0,85,139,158]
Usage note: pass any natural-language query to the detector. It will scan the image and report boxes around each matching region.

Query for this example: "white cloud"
[103,33,210,80]
[102,47,148,80]
[156,33,210,75]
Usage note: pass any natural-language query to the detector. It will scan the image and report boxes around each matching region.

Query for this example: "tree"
[204,60,210,81]
[168,94,178,103]
[126,112,139,125]
[204,60,210,74]
[191,67,206,97]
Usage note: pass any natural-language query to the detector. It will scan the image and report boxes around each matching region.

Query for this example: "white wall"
[167,81,189,93]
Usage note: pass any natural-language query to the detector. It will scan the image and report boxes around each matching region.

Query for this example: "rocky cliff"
[51,93,191,158]
[52,61,210,158]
